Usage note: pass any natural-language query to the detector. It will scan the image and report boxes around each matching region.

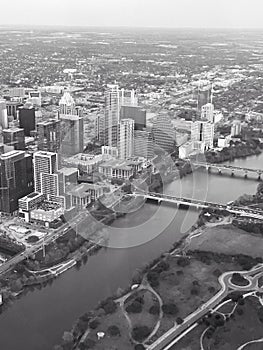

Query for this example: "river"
[0,154,262,350]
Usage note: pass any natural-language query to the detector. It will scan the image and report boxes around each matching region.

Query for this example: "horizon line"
[1,24,263,30]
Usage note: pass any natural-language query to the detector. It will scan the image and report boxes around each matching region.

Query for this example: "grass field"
[186,224,263,258]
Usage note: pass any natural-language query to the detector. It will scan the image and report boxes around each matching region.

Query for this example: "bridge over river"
[192,162,263,179]
[132,191,263,219]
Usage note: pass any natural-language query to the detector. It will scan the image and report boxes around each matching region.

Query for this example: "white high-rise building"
[118,119,134,159]
[104,84,137,147]
[201,103,214,123]
[191,121,214,150]
[119,88,138,107]
[33,151,67,208]
[59,92,84,156]
[28,90,41,107]
[0,100,8,129]
[33,151,58,194]
[59,92,79,115]
[231,120,242,136]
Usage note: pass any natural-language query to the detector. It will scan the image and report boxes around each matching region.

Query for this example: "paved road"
[0,211,88,277]
[147,264,263,350]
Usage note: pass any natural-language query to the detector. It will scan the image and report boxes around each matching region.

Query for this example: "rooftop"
[58,167,78,176]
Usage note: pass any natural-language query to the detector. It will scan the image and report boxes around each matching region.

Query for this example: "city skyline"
[1,0,263,29]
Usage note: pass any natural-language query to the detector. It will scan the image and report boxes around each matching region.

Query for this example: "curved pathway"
[237,338,263,350]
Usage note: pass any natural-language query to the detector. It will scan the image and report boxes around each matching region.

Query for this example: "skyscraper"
[0,100,8,129]
[231,120,242,136]
[191,120,214,150]
[33,151,58,194]
[104,85,138,147]
[3,127,25,150]
[59,92,84,156]
[0,150,33,214]
[18,105,36,136]
[37,119,61,153]
[60,114,84,156]
[28,90,41,107]
[120,105,146,130]
[104,84,120,147]
[95,114,105,143]
[6,100,23,119]
[33,151,75,209]
[152,115,176,153]
[201,103,214,123]
[59,92,79,115]
[118,119,134,159]
[134,129,154,159]
[197,82,212,113]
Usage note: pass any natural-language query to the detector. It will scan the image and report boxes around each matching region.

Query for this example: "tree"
[177,257,190,267]
[176,317,184,325]
[162,303,178,316]
[126,301,143,314]
[134,345,146,350]
[89,319,100,329]
[149,305,160,315]
[107,325,121,337]
[147,271,159,287]
[132,326,151,342]
[83,338,96,349]
[101,299,117,314]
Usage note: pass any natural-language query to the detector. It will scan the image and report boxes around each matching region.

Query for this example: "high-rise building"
[6,100,23,119]
[33,151,75,209]
[3,128,25,150]
[59,92,84,156]
[0,100,8,129]
[120,105,146,130]
[95,114,105,143]
[18,105,36,136]
[197,83,212,113]
[60,114,84,156]
[201,103,214,123]
[59,92,79,115]
[104,84,120,147]
[28,90,41,107]
[37,119,61,153]
[152,115,175,153]
[119,88,138,106]
[191,120,214,150]
[134,129,154,159]
[33,151,58,194]
[0,150,33,214]
[231,120,242,137]
[104,85,138,147]
[9,87,25,99]
[118,119,134,159]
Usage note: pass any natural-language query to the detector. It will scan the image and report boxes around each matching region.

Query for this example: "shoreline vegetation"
[54,183,263,350]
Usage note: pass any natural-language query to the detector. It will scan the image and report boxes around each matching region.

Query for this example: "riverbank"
[0,153,262,350]
[55,179,263,350]
[56,210,263,350]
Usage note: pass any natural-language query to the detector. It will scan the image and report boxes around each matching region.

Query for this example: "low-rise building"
[63,153,106,174]
[18,192,45,222]
[99,159,133,180]
[30,201,64,226]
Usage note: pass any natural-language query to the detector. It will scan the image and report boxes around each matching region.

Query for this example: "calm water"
[0,154,262,350]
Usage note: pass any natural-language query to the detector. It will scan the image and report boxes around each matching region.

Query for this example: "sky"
[1,0,263,28]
